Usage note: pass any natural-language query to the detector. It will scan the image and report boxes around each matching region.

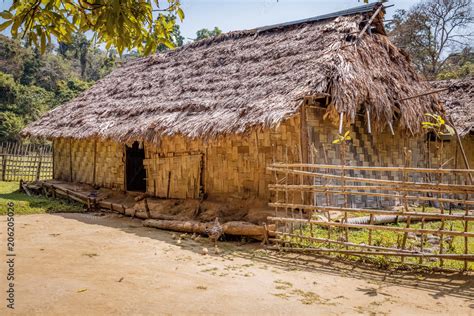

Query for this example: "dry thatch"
[431,77,473,137]
[22,5,441,143]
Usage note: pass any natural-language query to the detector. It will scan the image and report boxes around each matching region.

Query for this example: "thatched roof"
[23,3,441,143]
[431,77,473,137]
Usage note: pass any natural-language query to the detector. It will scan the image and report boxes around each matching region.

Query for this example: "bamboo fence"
[0,142,53,181]
[267,151,474,271]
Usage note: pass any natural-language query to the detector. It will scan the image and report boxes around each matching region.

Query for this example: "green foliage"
[196,27,222,40]
[0,181,83,215]
[387,1,474,79]
[332,131,352,145]
[157,17,185,52]
[0,35,35,81]
[55,79,92,105]
[0,33,114,142]
[422,113,455,138]
[437,61,474,80]
[0,112,24,142]
[1,0,184,55]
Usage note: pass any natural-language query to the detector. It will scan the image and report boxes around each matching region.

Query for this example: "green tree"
[58,32,90,79]
[0,0,185,55]
[0,35,35,81]
[387,0,473,79]
[195,27,222,40]
[158,18,184,52]
[0,111,24,142]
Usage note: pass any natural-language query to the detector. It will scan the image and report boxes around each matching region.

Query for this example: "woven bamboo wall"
[304,106,474,207]
[305,106,474,170]
[51,109,473,206]
[144,154,202,199]
[53,138,124,190]
[144,115,301,201]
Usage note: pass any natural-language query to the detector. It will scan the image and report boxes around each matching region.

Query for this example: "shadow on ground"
[54,211,474,302]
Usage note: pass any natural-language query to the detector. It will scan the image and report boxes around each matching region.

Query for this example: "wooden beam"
[397,88,449,102]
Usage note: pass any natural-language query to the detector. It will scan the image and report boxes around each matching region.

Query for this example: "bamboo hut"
[24,3,462,210]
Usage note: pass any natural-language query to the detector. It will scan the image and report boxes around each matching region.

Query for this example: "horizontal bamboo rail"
[275,232,419,253]
[268,216,474,238]
[269,160,473,270]
[269,163,474,174]
[267,167,474,192]
[267,245,474,261]
[269,183,473,195]
[269,203,474,221]
[269,186,474,205]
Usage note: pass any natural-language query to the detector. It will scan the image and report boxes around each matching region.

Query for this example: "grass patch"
[282,209,473,271]
[0,181,83,215]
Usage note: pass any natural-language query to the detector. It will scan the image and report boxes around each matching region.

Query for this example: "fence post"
[36,154,42,181]
[1,155,5,181]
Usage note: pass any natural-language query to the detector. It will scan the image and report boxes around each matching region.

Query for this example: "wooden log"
[143,219,273,240]
[143,219,207,234]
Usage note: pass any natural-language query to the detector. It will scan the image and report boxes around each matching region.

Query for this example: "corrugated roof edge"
[254,2,393,34]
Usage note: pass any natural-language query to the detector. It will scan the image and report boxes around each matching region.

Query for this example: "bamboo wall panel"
[145,116,301,201]
[53,138,124,190]
[144,154,201,199]
[53,138,71,181]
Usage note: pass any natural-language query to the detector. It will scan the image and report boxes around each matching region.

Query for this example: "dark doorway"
[125,141,146,192]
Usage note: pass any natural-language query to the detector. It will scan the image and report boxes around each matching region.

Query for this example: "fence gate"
[267,163,474,271]
[0,142,53,181]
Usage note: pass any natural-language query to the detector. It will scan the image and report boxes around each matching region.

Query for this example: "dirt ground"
[0,213,472,316]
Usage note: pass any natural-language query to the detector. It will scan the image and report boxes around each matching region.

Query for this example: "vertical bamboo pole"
[69,139,73,182]
[297,144,305,239]
[272,144,280,233]
[341,142,349,247]
[400,148,412,263]
[464,193,469,271]
[285,147,291,235]
[93,138,97,186]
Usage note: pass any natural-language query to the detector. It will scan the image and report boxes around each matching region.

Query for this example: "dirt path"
[0,213,472,315]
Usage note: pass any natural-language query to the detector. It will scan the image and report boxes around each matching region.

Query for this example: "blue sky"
[0,0,415,41]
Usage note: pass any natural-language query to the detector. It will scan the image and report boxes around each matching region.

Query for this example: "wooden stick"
[268,216,474,238]
[388,121,395,136]
[269,186,474,204]
[269,163,474,174]
[267,245,474,261]
[267,167,474,191]
[275,232,418,253]
[366,109,372,134]
[448,117,473,184]
[269,184,460,194]
[397,88,449,102]
[268,202,474,221]
[338,112,344,134]
[267,167,474,192]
